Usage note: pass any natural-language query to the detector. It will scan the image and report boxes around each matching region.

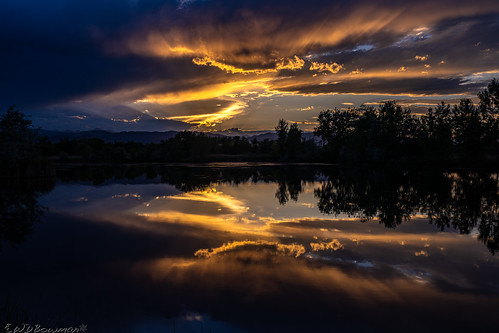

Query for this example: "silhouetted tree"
[314,109,359,159]
[275,118,289,158]
[421,102,453,162]
[478,78,499,111]
[478,79,499,160]
[451,99,484,162]
[0,106,46,176]
[287,123,302,159]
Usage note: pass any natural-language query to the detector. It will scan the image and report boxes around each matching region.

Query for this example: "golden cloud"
[414,250,429,257]
[135,78,276,105]
[192,55,305,75]
[276,56,305,71]
[91,1,499,123]
[116,31,202,58]
[166,101,247,126]
[415,55,429,61]
[309,61,344,74]
[193,56,277,75]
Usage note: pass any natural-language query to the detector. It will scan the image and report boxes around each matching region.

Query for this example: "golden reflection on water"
[126,182,479,259]
[133,247,493,310]
[32,173,499,333]
[135,187,277,235]
[52,181,495,263]
[194,240,306,258]
[44,179,499,301]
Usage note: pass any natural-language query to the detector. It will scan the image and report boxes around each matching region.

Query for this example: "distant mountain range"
[39,129,316,144]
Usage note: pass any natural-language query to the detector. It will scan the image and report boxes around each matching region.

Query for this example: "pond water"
[1,165,498,332]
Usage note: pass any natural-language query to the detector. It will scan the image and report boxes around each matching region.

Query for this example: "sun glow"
[135,78,276,105]
[166,101,247,126]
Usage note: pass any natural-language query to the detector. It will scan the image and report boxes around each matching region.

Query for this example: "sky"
[1,0,499,132]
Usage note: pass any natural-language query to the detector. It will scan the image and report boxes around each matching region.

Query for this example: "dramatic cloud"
[1,0,499,130]
[309,61,344,74]
[276,56,306,71]
[193,56,276,75]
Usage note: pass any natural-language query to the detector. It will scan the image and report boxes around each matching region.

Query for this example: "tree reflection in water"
[275,167,304,205]
[314,169,499,254]
[51,164,499,253]
[0,177,55,251]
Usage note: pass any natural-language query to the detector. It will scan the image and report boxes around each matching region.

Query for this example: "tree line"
[313,79,499,167]
[1,79,498,174]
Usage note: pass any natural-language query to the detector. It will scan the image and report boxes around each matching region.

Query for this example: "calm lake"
[1,164,498,332]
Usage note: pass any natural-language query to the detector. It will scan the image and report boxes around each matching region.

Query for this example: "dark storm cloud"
[332,14,499,67]
[0,1,222,103]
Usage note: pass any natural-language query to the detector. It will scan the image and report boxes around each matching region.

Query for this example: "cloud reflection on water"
[2,166,498,331]
[40,176,499,298]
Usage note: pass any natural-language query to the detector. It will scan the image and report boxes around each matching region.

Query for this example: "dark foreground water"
[1,164,498,333]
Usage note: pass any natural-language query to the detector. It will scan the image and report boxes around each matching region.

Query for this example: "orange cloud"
[415,55,429,61]
[91,1,499,121]
[193,56,277,75]
[276,56,305,71]
[114,2,497,65]
[135,78,275,105]
[192,55,306,75]
[309,61,344,74]
[166,102,246,126]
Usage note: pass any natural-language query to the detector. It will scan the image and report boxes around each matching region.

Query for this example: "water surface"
[1,165,498,332]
